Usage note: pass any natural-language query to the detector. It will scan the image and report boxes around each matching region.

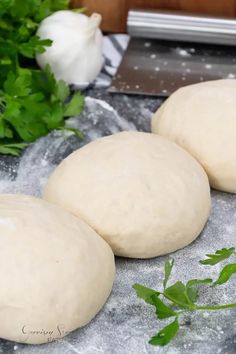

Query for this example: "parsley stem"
[196,303,236,310]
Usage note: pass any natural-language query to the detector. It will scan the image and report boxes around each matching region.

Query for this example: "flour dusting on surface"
[0,94,235,354]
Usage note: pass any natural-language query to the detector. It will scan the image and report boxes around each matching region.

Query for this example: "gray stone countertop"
[0,89,235,354]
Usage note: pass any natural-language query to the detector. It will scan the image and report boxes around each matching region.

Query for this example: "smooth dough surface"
[152,79,236,193]
[0,194,115,344]
[44,132,211,258]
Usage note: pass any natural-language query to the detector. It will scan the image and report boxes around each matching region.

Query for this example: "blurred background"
[71,0,236,32]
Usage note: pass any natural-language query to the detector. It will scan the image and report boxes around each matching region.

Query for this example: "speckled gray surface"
[110,39,236,96]
[0,91,235,354]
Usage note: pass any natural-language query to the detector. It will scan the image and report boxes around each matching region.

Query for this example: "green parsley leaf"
[163,259,174,289]
[53,80,70,102]
[200,248,236,266]
[164,281,194,309]
[152,294,177,319]
[213,263,236,286]
[10,0,32,18]
[149,318,179,346]
[0,119,13,138]
[6,110,48,142]
[0,40,16,57]
[3,71,32,96]
[59,126,83,138]
[51,0,70,11]
[3,99,21,120]
[186,278,212,303]
[36,0,54,22]
[0,18,13,31]
[19,36,52,58]
[133,249,236,347]
[42,102,64,130]
[0,1,84,156]
[64,91,85,117]
[37,65,69,101]
[0,1,14,16]
[0,142,28,156]
[132,284,160,305]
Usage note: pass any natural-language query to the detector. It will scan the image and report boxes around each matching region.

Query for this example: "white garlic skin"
[36,11,103,85]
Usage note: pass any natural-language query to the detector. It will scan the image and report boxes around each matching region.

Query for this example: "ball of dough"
[43,132,211,259]
[0,194,115,344]
[152,79,236,193]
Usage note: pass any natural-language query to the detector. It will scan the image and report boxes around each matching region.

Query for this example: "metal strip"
[128,10,236,46]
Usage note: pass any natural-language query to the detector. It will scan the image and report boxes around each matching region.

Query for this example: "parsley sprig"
[133,247,236,346]
[0,0,84,156]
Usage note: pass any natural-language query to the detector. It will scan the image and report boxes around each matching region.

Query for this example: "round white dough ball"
[0,194,115,344]
[152,79,236,193]
[43,132,211,259]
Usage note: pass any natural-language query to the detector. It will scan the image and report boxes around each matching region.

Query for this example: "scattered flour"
[176,48,191,57]
[0,97,235,354]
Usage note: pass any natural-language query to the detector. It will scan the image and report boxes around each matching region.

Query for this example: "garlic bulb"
[36,11,103,86]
